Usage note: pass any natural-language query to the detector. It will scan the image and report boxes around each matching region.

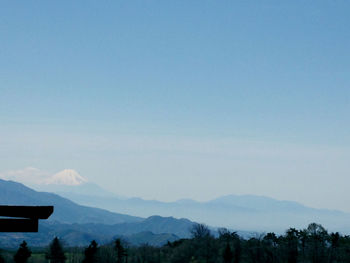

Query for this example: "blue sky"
[1,1,349,210]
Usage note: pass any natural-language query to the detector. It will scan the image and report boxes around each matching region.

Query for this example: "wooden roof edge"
[0,205,54,219]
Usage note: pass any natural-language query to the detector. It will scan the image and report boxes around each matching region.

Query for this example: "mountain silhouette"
[0,179,197,248]
[57,190,350,233]
[0,179,141,224]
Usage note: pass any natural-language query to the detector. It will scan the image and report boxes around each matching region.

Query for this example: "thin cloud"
[0,167,50,185]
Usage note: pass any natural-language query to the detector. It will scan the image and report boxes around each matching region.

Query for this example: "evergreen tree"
[305,223,328,263]
[284,228,299,263]
[115,239,126,263]
[232,234,242,263]
[328,232,340,263]
[83,240,99,263]
[263,232,278,263]
[14,241,32,263]
[223,243,233,263]
[46,237,66,263]
[298,229,308,261]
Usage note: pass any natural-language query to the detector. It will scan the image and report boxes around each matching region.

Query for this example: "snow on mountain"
[45,169,87,186]
[0,167,88,186]
[1,167,119,198]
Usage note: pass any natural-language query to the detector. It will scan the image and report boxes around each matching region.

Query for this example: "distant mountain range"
[2,177,350,248]
[0,179,141,225]
[56,186,350,234]
[0,179,195,248]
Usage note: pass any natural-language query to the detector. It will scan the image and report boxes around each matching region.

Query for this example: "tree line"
[1,223,350,263]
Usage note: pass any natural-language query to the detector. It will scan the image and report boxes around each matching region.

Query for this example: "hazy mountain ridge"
[57,188,350,233]
[0,179,195,248]
[34,182,121,199]
[0,179,141,225]
[209,194,346,214]
[2,177,350,248]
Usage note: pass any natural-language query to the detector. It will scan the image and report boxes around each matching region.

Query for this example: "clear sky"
[1,1,349,211]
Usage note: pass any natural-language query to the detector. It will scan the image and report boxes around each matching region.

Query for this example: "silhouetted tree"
[246,237,265,263]
[219,229,241,263]
[46,237,66,263]
[223,243,233,263]
[298,229,308,261]
[115,239,127,263]
[96,245,115,263]
[328,232,340,263]
[190,223,217,263]
[263,232,278,263]
[218,228,232,242]
[339,235,350,262]
[5,222,350,263]
[284,228,298,263]
[14,241,31,263]
[305,223,328,263]
[83,240,99,263]
[190,223,211,239]
[166,239,193,263]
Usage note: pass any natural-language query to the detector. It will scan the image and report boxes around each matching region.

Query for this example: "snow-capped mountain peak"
[45,169,87,186]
